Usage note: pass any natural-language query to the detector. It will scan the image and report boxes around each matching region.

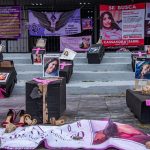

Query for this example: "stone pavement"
[1,94,150,149]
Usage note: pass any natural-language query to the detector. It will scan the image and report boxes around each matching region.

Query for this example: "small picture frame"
[0,72,9,82]
[145,45,150,54]
[43,54,60,77]
[33,54,42,65]
[60,48,77,60]
[135,58,150,80]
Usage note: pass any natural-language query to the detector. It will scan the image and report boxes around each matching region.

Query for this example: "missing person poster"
[43,54,59,77]
[82,18,93,30]
[100,3,145,47]
[60,36,92,52]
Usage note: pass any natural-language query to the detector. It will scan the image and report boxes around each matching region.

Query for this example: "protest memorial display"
[26,77,66,124]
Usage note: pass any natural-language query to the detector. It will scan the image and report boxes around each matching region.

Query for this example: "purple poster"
[82,18,93,30]
[60,36,92,52]
[29,9,81,36]
[0,6,21,39]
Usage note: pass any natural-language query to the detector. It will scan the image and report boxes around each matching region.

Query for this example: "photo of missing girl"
[43,55,59,77]
[135,60,150,80]
[0,73,9,82]
[33,54,42,65]
[145,45,150,55]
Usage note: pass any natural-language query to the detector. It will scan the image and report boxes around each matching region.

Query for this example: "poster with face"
[135,58,150,80]
[0,73,9,82]
[33,54,42,65]
[145,45,150,54]
[82,18,93,30]
[43,54,60,77]
[60,48,77,60]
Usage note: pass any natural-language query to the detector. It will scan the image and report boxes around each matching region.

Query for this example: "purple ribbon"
[32,78,59,85]
[32,47,45,54]
[0,88,6,98]
[60,62,72,70]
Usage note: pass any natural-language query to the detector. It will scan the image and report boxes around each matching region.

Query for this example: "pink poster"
[60,36,92,52]
[100,3,145,47]
[82,18,93,30]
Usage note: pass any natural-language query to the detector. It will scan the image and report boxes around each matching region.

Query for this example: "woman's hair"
[44,58,59,73]
[100,11,121,30]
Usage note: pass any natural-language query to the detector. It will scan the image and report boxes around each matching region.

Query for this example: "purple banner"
[0,6,21,39]
[29,9,81,36]
[82,18,93,30]
[60,36,92,52]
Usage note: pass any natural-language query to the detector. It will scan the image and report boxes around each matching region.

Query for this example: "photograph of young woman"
[100,11,122,40]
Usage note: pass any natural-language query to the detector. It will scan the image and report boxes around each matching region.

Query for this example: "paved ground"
[1,94,150,149]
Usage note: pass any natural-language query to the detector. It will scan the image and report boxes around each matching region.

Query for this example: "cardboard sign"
[60,48,77,60]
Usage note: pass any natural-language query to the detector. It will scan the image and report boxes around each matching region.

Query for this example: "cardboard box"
[126,89,150,123]
[26,77,66,124]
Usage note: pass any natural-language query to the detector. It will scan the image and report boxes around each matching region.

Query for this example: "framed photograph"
[82,18,93,30]
[60,48,77,60]
[33,54,42,65]
[0,73,9,82]
[43,54,60,77]
[135,58,150,80]
[144,45,150,54]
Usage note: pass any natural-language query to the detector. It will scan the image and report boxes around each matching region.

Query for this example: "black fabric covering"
[31,49,45,64]
[0,53,3,61]
[26,78,66,124]
[59,60,73,83]
[0,61,17,97]
[126,89,150,123]
[87,44,105,64]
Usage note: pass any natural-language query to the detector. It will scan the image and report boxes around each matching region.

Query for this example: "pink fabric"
[60,62,72,70]
[32,48,45,54]
[133,51,146,56]
[32,78,58,85]
[0,88,6,98]
[146,99,150,106]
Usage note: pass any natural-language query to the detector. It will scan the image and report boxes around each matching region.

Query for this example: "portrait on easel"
[135,58,150,80]
[43,55,60,77]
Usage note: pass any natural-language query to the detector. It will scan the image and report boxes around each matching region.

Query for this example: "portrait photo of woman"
[100,11,122,40]
[43,56,59,77]
[79,37,90,49]
[145,45,150,54]
[33,54,42,65]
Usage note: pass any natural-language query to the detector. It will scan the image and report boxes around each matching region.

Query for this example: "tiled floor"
[1,94,150,149]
